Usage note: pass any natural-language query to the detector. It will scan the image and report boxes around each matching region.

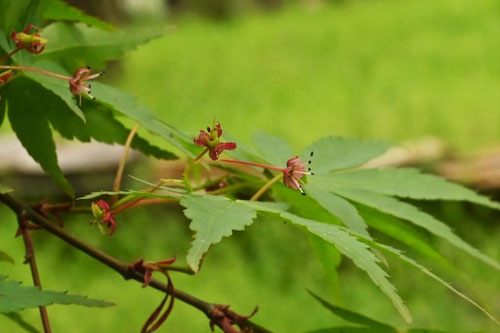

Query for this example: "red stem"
[0,65,72,80]
[0,48,21,64]
[218,159,286,172]
[109,197,145,215]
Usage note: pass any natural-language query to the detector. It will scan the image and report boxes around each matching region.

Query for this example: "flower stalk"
[220,153,314,194]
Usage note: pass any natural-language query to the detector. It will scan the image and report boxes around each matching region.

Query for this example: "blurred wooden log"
[0,135,140,174]
[364,137,500,191]
[1,134,499,191]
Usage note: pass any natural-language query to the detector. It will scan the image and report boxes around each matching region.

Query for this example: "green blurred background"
[1,0,499,332]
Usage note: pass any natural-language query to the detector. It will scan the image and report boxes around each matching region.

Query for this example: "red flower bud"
[90,200,116,235]
[11,25,47,54]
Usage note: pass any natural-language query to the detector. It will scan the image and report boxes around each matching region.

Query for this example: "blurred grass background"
[119,0,500,152]
[1,0,500,332]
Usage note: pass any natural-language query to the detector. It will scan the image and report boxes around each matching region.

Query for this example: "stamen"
[308,160,311,164]
[87,65,91,70]
[310,151,314,157]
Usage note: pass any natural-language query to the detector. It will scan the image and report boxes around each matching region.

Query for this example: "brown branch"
[0,193,272,333]
[17,216,52,333]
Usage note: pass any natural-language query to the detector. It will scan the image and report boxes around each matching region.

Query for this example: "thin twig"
[111,123,141,205]
[0,65,72,80]
[0,194,272,333]
[165,265,195,275]
[207,180,265,195]
[17,216,52,333]
[250,174,282,201]
[121,198,176,209]
[219,159,286,172]
[0,48,21,64]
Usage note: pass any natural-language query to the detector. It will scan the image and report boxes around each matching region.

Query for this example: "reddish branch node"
[128,258,177,333]
[31,200,72,227]
[209,304,259,333]
[128,257,177,288]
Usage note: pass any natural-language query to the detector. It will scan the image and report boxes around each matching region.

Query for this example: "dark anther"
[88,84,91,88]
[301,192,306,196]
[310,151,314,157]
[308,168,311,171]
[86,65,91,70]
[308,160,312,164]
[207,127,211,132]
[311,172,315,175]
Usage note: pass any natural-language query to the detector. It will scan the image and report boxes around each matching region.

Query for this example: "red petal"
[215,122,222,137]
[209,148,219,161]
[23,24,34,34]
[286,156,300,168]
[219,142,236,151]
[72,67,91,82]
[194,130,210,147]
[95,200,110,211]
[107,218,116,235]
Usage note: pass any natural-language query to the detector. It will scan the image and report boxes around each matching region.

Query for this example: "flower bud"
[11,25,47,54]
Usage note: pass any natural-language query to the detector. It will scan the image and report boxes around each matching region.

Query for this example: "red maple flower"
[69,66,103,105]
[11,24,47,54]
[194,121,237,160]
[91,200,116,235]
[219,152,315,195]
[282,155,313,194]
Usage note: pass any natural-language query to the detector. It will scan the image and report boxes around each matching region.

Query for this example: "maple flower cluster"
[194,121,314,194]
[1,24,103,105]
